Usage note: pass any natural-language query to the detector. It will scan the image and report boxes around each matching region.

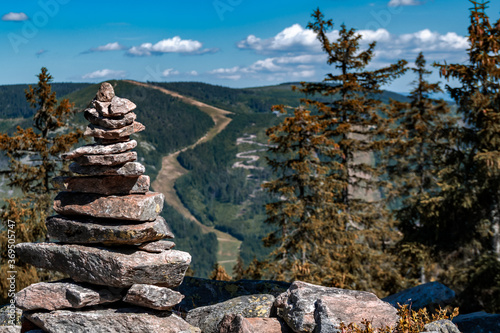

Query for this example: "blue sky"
[1,0,499,93]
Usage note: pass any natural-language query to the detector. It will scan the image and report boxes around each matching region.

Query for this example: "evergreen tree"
[301,9,407,295]
[430,0,500,312]
[262,105,335,283]
[0,67,82,303]
[209,263,232,281]
[387,52,455,283]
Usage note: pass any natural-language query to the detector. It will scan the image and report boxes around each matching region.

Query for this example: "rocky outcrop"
[275,281,399,332]
[186,294,275,333]
[15,82,193,332]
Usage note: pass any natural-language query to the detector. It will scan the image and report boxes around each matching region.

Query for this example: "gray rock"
[46,215,174,245]
[94,100,111,114]
[186,294,274,333]
[53,191,164,221]
[85,108,137,129]
[123,284,184,310]
[83,121,144,139]
[138,240,176,253]
[423,319,461,333]
[69,161,145,177]
[275,281,399,333]
[16,280,122,311]
[24,307,200,333]
[96,82,115,102]
[110,96,137,116]
[73,151,137,166]
[174,277,290,313]
[16,242,191,288]
[52,175,150,195]
[453,311,500,333]
[383,282,455,310]
[314,299,340,333]
[62,140,137,160]
[0,326,21,333]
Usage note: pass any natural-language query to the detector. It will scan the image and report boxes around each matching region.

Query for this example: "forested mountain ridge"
[0,80,412,277]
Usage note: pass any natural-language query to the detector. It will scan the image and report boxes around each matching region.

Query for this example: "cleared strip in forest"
[124,80,241,272]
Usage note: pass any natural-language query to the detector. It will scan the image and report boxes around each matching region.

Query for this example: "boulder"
[382,282,455,310]
[96,82,115,102]
[85,108,136,129]
[218,314,293,333]
[274,281,399,333]
[186,294,275,333]
[123,284,184,310]
[53,191,164,221]
[174,277,291,312]
[423,319,461,333]
[62,140,137,160]
[453,311,500,333]
[16,242,191,288]
[138,240,176,253]
[83,121,144,139]
[24,307,200,333]
[73,151,137,166]
[46,215,174,245]
[52,175,150,195]
[69,161,145,177]
[16,280,122,311]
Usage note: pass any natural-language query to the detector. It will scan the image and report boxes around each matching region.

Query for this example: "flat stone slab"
[94,137,131,145]
[62,140,137,160]
[85,108,136,129]
[16,280,122,311]
[73,151,137,166]
[16,242,191,288]
[84,121,144,139]
[46,215,174,245]
[109,96,137,116]
[70,161,145,177]
[123,284,184,310]
[52,175,150,195]
[24,307,199,333]
[53,191,164,221]
[138,240,176,253]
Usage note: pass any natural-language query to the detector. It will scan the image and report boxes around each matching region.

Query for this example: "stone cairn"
[14,83,198,332]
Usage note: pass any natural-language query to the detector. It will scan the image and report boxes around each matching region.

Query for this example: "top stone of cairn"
[96,82,115,102]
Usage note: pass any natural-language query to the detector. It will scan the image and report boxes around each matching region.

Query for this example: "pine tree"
[0,67,82,303]
[300,9,407,295]
[430,0,500,312]
[387,52,455,283]
[209,263,232,281]
[263,105,335,283]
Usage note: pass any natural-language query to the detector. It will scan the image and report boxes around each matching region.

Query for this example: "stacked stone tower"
[14,83,198,332]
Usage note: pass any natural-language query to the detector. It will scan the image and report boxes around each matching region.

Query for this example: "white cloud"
[188,70,198,76]
[93,42,125,52]
[162,68,180,77]
[127,36,215,56]
[388,0,422,6]
[82,69,126,79]
[2,12,28,21]
[237,24,319,53]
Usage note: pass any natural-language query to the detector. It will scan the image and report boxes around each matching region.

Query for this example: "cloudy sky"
[1,0,499,93]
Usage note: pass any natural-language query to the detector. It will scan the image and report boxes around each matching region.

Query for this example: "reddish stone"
[96,82,115,102]
[123,284,184,310]
[73,151,137,166]
[52,175,149,195]
[84,121,145,139]
[62,140,137,160]
[53,191,164,221]
[84,108,137,129]
[69,161,145,177]
[138,240,176,253]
